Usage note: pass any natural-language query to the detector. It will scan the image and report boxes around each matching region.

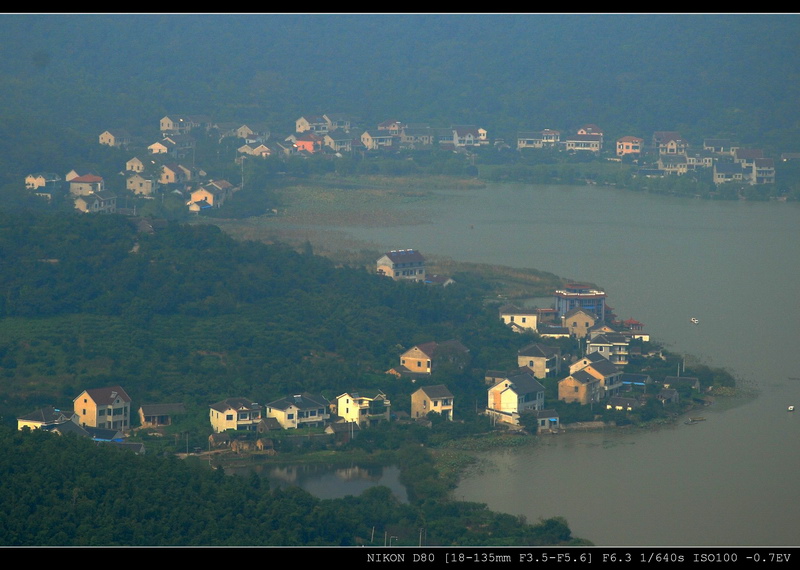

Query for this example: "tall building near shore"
[376,249,426,282]
[554,283,607,322]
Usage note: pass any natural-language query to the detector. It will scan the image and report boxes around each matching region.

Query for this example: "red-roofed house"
[69,174,104,196]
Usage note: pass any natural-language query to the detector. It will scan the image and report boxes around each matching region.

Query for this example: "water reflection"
[227,462,408,503]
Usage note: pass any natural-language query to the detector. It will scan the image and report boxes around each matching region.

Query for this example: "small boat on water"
[690,317,699,325]
[789,406,795,412]
[684,417,706,425]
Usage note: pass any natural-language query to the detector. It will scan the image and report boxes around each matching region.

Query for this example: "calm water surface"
[319,183,800,546]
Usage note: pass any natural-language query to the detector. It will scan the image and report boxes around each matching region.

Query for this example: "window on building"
[226,414,233,421]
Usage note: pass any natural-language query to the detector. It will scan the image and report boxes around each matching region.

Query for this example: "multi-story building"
[266,393,330,429]
[554,283,606,321]
[376,249,426,282]
[336,391,391,427]
[485,370,545,426]
[73,386,132,431]
[209,398,262,432]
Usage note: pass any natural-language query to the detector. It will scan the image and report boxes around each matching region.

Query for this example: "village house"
[704,138,738,155]
[564,133,602,153]
[653,131,689,155]
[209,398,262,432]
[25,172,62,190]
[74,191,117,214]
[323,129,354,153]
[98,129,131,148]
[586,331,630,367]
[361,129,395,150]
[530,409,561,434]
[127,173,157,196]
[234,123,270,143]
[396,339,470,376]
[561,307,597,338]
[125,157,146,173]
[17,406,78,431]
[73,386,132,431]
[606,396,643,412]
[616,135,643,157]
[290,131,323,153]
[410,384,454,421]
[265,393,330,429]
[517,342,561,379]
[69,173,104,196]
[335,390,391,428]
[159,114,209,135]
[485,369,545,426]
[558,369,602,405]
[323,113,352,133]
[498,304,538,333]
[138,403,186,428]
[295,115,328,134]
[376,249,426,282]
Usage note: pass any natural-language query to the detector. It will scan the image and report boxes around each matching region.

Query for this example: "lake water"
[322,183,800,546]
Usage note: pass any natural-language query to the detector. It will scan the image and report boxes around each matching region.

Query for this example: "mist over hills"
[1,13,799,156]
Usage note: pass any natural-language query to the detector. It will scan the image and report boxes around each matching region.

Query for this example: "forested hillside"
[1,13,799,187]
[0,424,580,546]
[0,210,537,427]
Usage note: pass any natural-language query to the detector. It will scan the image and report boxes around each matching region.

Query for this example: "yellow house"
[209,398,262,432]
[558,370,602,405]
[561,308,597,339]
[73,386,132,430]
[74,191,116,214]
[336,391,391,427]
[98,129,131,147]
[127,174,156,196]
[265,393,330,429]
[126,157,146,172]
[499,304,538,333]
[295,115,328,134]
[411,384,454,421]
[17,406,78,431]
[25,172,61,190]
[516,343,561,379]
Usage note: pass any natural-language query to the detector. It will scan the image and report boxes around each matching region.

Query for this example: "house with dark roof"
[561,307,598,338]
[531,409,561,434]
[499,304,538,333]
[517,343,561,379]
[265,393,330,429]
[209,398,262,432]
[606,396,644,412]
[138,403,186,428]
[377,249,426,282]
[411,384,454,421]
[558,369,602,405]
[17,406,78,431]
[396,339,470,376]
[486,370,545,426]
[586,332,630,367]
[73,386,131,431]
